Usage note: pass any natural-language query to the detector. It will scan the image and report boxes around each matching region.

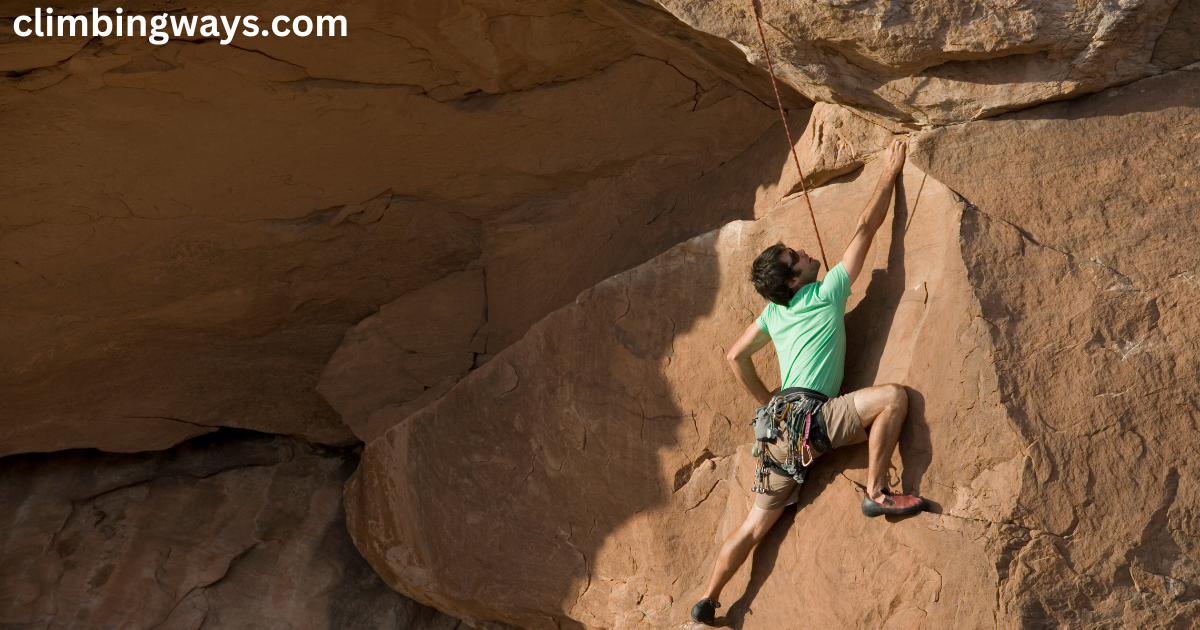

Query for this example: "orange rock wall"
[916,66,1200,627]
[645,0,1200,124]
[0,0,794,456]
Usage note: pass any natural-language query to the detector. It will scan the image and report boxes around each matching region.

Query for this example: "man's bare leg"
[699,505,785,604]
[853,383,925,513]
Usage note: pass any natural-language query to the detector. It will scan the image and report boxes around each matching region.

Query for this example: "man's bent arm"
[841,139,906,284]
[726,324,774,405]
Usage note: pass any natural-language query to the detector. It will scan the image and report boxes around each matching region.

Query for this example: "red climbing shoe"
[861,489,927,517]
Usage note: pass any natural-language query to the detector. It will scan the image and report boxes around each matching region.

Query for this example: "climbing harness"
[746,0,829,271]
[749,388,831,493]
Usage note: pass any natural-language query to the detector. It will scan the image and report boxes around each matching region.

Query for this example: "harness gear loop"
[751,444,771,494]
[749,390,827,494]
[745,0,829,271]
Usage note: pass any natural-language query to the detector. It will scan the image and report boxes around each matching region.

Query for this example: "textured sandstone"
[912,64,1200,628]
[318,271,486,442]
[0,0,794,456]
[0,432,476,630]
[787,102,901,192]
[345,155,1022,629]
[643,0,1200,125]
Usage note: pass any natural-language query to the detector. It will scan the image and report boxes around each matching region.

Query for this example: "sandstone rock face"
[913,64,1200,628]
[787,102,900,192]
[318,271,486,443]
[345,154,1025,629]
[0,0,796,456]
[0,431,474,629]
[643,0,1200,125]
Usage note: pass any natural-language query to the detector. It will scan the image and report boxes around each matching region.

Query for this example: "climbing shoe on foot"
[690,598,720,625]
[862,489,927,517]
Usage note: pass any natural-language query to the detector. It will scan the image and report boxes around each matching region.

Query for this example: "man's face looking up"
[781,246,821,290]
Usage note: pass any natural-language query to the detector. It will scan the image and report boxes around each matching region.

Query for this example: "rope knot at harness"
[745,0,828,271]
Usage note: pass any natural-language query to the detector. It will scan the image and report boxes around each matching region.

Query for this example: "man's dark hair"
[751,242,796,306]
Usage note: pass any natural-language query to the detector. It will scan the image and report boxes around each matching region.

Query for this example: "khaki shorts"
[753,392,867,510]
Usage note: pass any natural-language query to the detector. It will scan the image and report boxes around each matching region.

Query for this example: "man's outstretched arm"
[726,323,774,405]
[841,138,907,284]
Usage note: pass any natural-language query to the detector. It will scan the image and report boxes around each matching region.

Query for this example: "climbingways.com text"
[11,8,347,45]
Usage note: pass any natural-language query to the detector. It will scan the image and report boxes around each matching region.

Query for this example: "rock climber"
[690,138,928,626]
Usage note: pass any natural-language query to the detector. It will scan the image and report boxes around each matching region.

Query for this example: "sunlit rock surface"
[642,0,1200,125]
[913,65,1200,627]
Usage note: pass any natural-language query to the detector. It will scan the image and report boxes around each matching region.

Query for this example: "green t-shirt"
[754,262,852,398]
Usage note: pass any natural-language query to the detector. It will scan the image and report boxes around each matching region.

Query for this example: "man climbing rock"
[690,138,927,626]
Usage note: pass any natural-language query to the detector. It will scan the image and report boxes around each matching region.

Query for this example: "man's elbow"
[725,348,748,368]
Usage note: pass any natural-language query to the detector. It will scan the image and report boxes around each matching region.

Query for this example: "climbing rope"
[746,0,829,271]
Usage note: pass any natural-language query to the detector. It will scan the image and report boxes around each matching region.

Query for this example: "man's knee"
[882,383,907,410]
[741,505,784,540]
[855,383,908,425]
